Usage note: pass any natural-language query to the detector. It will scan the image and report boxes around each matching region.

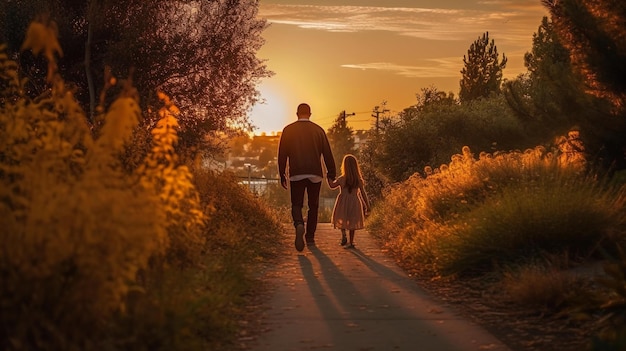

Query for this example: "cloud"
[259,4,547,46]
[341,58,462,78]
[478,0,545,11]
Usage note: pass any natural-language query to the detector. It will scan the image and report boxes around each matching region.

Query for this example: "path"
[250,223,511,351]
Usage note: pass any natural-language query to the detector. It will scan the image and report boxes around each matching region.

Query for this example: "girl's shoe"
[340,236,347,246]
[344,243,355,249]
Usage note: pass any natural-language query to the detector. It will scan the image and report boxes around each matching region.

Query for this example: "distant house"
[353,130,369,150]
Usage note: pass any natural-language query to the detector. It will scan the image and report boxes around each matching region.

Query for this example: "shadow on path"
[251,223,511,351]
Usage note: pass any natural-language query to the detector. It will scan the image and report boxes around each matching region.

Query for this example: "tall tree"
[542,0,626,111]
[327,111,356,172]
[0,0,271,158]
[541,0,626,170]
[504,17,587,129]
[459,32,507,103]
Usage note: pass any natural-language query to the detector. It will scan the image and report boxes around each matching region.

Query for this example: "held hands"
[327,177,337,187]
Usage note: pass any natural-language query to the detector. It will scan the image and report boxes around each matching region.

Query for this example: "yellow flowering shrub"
[136,91,207,267]
[0,22,166,349]
[1,20,282,350]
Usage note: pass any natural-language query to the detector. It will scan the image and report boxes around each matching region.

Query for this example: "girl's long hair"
[341,154,364,193]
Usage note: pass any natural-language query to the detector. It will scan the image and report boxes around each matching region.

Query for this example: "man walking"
[278,103,336,251]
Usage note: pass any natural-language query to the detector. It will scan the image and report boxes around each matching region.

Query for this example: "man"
[278,103,336,252]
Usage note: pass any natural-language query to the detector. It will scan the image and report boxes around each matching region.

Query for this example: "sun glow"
[250,82,291,135]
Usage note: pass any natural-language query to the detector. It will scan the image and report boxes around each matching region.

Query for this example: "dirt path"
[249,223,512,351]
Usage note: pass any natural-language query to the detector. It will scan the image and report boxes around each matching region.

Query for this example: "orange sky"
[249,1,549,135]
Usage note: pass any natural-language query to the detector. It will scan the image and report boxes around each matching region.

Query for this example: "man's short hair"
[297,103,311,116]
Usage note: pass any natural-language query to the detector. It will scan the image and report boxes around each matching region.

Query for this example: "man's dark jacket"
[277,120,336,182]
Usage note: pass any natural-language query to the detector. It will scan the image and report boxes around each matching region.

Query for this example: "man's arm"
[322,133,336,180]
[277,132,289,189]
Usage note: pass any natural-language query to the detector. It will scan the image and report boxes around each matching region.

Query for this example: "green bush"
[369,145,626,276]
[437,179,624,274]
[368,95,528,183]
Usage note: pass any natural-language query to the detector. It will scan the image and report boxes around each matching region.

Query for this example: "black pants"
[290,178,321,242]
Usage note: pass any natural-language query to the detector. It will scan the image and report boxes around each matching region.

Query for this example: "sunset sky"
[249,0,549,134]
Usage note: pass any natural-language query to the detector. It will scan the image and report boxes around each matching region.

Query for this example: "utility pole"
[340,110,355,125]
[371,104,389,134]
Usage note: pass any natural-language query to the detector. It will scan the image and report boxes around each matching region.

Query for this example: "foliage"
[324,111,355,200]
[195,170,281,257]
[0,21,283,350]
[0,0,272,158]
[504,16,623,172]
[459,31,507,103]
[137,91,207,267]
[504,17,583,130]
[541,0,626,172]
[542,0,626,112]
[358,132,389,204]
[368,144,626,277]
[0,22,166,349]
[327,111,356,173]
[365,93,527,183]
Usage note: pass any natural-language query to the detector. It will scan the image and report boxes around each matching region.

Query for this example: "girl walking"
[328,154,370,248]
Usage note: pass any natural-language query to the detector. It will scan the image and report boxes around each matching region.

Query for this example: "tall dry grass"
[369,144,626,276]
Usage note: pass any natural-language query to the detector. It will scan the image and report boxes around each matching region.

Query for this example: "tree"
[459,32,507,103]
[504,17,588,131]
[327,110,356,171]
[542,0,626,111]
[368,94,526,183]
[504,16,617,149]
[541,0,626,170]
[0,0,271,159]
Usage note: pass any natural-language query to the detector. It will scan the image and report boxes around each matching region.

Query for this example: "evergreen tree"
[504,16,588,131]
[542,0,626,111]
[542,0,626,170]
[459,32,507,103]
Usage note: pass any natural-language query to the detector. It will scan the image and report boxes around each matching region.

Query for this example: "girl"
[328,154,370,248]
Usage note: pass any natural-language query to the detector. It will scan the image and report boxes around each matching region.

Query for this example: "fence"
[238,176,336,217]
[238,176,279,195]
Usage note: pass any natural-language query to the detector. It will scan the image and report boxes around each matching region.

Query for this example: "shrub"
[369,145,626,276]
[136,91,207,268]
[194,170,281,259]
[0,24,167,349]
[367,95,528,183]
[0,21,283,350]
[437,178,623,274]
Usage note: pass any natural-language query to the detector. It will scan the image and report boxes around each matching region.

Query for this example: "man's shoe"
[306,240,316,248]
[295,224,305,252]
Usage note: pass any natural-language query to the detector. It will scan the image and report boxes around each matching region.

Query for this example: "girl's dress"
[329,176,368,230]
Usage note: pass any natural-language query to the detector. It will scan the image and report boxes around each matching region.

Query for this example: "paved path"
[251,223,511,351]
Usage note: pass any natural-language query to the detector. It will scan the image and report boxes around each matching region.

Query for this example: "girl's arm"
[328,176,340,189]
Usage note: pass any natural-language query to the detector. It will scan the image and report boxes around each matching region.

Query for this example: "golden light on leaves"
[20,21,63,82]
[1,20,210,345]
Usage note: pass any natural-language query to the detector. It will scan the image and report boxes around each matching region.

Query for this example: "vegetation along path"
[248,223,510,351]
